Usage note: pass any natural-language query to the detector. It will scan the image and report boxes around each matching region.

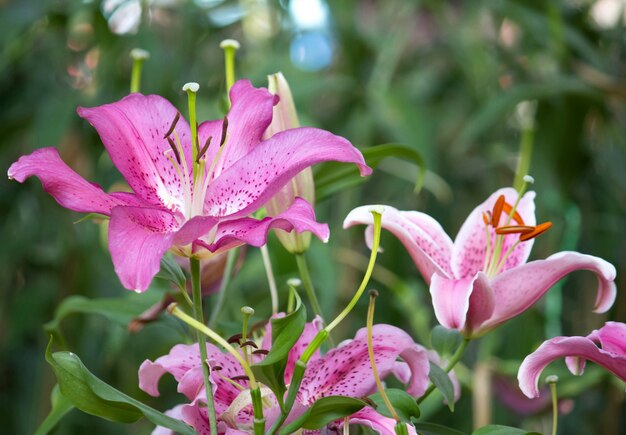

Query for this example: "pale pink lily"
[8,80,371,292]
[518,321,626,398]
[343,188,616,337]
[139,318,430,434]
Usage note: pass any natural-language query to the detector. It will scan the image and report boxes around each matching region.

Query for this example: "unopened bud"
[241,306,255,316]
[523,174,535,184]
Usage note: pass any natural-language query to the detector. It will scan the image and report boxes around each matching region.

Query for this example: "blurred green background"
[1,0,625,433]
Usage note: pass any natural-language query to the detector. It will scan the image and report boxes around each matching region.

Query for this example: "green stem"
[208,248,238,328]
[367,290,400,422]
[417,338,470,404]
[549,377,558,435]
[268,209,383,434]
[395,422,410,435]
[295,253,323,319]
[220,39,240,102]
[190,258,218,434]
[129,49,148,93]
[513,127,534,191]
[261,245,279,314]
[250,387,266,435]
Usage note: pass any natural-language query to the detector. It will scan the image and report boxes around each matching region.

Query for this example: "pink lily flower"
[138,318,431,434]
[518,321,626,398]
[8,80,371,292]
[343,188,616,337]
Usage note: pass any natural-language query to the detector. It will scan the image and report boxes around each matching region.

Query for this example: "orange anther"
[502,202,525,225]
[520,221,553,242]
[491,195,505,226]
[482,212,491,225]
[495,225,534,235]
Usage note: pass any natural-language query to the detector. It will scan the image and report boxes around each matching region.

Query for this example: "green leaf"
[314,143,425,201]
[430,326,462,357]
[45,339,195,434]
[156,254,187,292]
[411,421,467,435]
[472,425,541,435]
[428,362,455,412]
[251,291,306,407]
[278,396,367,433]
[34,385,74,435]
[368,388,420,422]
[44,291,163,346]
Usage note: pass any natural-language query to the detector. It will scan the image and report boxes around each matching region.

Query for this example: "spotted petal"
[204,128,371,218]
[298,324,430,404]
[451,188,536,280]
[109,206,179,292]
[8,147,131,215]
[343,205,454,282]
[78,93,192,212]
[206,197,330,253]
[482,251,616,331]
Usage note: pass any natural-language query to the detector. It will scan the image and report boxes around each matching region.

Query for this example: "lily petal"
[207,197,330,253]
[484,251,616,331]
[430,272,492,334]
[298,324,430,404]
[343,205,453,282]
[214,80,278,176]
[204,128,371,218]
[8,147,128,215]
[108,206,178,292]
[78,93,192,212]
[451,188,536,279]
[518,331,626,398]
[349,407,417,435]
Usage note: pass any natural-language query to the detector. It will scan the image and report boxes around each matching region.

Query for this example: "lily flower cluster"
[140,317,449,434]
[9,52,623,434]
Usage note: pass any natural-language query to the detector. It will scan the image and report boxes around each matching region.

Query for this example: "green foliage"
[278,396,367,433]
[431,326,462,358]
[411,421,467,435]
[45,339,195,434]
[251,291,306,408]
[428,362,456,412]
[34,385,74,435]
[368,388,421,422]
[472,425,541,435]
[314,143,425,201]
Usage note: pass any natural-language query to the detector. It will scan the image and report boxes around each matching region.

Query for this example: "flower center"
[481,188,552,277]
[162,113,229,221]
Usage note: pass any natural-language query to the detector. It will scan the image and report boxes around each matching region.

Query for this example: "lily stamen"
[495,225,534,235]
[520,222,552,242]
[166,137,182,165]
[163,112,180,139]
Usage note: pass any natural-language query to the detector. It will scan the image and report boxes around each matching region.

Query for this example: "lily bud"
[264,72,315,253]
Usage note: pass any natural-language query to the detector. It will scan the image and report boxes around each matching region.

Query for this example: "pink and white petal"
[204,127,371,218]
[139,343,205,397]
[430,272,493,334]
[350,407,417,435]
[179,403,213,435]
[213,80,278,176]
[343,205,453,283]
[173,215,219,246]
[484,251,617,331]
[8,147,126,215]
[207,197,330,253]
[518,335,626,398]
[451,188,536,279]
[299,324,429,403]
[109,206,179,291]
[78,94,191,211]
[151,404,186,435]
[587,321,626,355]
